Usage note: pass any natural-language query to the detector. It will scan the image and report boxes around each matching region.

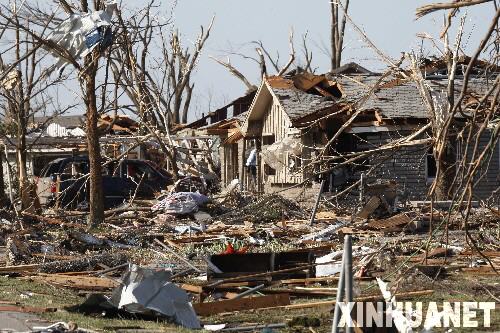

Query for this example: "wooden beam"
[280,276,374,285]
[26,273,119,290]
[313,85,334,97]
[180,284,203,294]
[254,290,435,311]
[205,129,230,135]
[0,305,57,313]
[0,264,39,274]
[192,294,290,316]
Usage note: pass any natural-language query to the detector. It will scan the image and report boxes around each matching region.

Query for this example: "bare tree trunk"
[434,144,456,200]
[16,122,28,208]
[330,0,349,70]
[14,15,29,210]
[0,151,5,203]
[331,1,338,71]
[84,55,104,226]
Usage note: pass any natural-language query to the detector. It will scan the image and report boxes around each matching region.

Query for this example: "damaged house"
[210,62,498,201]
[1,114,143,186]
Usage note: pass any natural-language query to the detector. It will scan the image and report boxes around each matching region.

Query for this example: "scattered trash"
[300,221,345,242]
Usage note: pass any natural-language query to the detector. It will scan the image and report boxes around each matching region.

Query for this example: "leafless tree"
[413,1,499,265]
[330,0,350,70]
[0,0,122,224]
[111,2,213,126]
[211,28,313,90]
[0,1,75,211]
[107,2,215,177]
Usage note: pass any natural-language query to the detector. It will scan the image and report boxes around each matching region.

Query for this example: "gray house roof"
[272,87,337,121]
[333,74,495,119]
[334,75,428,118]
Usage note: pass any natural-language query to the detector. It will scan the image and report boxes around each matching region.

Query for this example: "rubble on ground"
[0,181,498,332]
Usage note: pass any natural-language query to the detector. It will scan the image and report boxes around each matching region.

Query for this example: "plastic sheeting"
[111,264,201,329]
[260,137,302,170]
[151,192,209,215]
[45,1,117,70]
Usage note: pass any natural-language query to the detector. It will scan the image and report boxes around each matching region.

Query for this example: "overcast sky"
[154,0,493,121]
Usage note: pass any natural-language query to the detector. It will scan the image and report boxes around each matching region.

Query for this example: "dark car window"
[145,161,172,180]
[61,161,89,175]
[132,162,159,182]
[40,161,62,177]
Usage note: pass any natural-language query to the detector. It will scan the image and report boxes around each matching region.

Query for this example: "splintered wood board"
[368,213,411,230]
[27,273,119,290]
[193,294,290,316]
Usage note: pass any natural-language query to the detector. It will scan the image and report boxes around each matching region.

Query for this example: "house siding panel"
[468,129,499,202]
[356,130,498,201]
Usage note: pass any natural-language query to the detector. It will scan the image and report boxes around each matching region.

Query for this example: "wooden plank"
[460,251,500,257]
[27,273,119,290]
[367,213,411,230]
[0,264,39,274]
[292,73,325,91]
[254,290,435,312]
[209,281,260,289]
[461,266,499,275]
[0,305,57,313]
[162,237,183,251]
[356,196,381,219]
[31,253,77,261]
[280,276,374,285]
[180,284,203,294]
[193,294,290,316]
[264,288,336,297]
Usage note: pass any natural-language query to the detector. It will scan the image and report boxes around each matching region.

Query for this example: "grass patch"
[0,276,188,332]
[0,272,497,332]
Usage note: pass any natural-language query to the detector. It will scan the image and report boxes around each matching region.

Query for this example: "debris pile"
[0,183,498,332]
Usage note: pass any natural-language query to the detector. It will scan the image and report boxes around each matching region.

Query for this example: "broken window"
[426,149,437,182]
[264,164,276,176]
[262,135,276,176]
[288,153,302,173]
[262,134,275,146]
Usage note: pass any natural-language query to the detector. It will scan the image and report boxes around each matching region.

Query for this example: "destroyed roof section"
[212,90,256,115]
[421,55,500,76]
[264,74,339,122]
[342,75,429,119]
[180,91,257,133]
[331,62,374,75]
[199,111,248,131]
[334,75,494,119]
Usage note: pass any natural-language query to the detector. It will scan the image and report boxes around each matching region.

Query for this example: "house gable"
[242,79,289,137]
